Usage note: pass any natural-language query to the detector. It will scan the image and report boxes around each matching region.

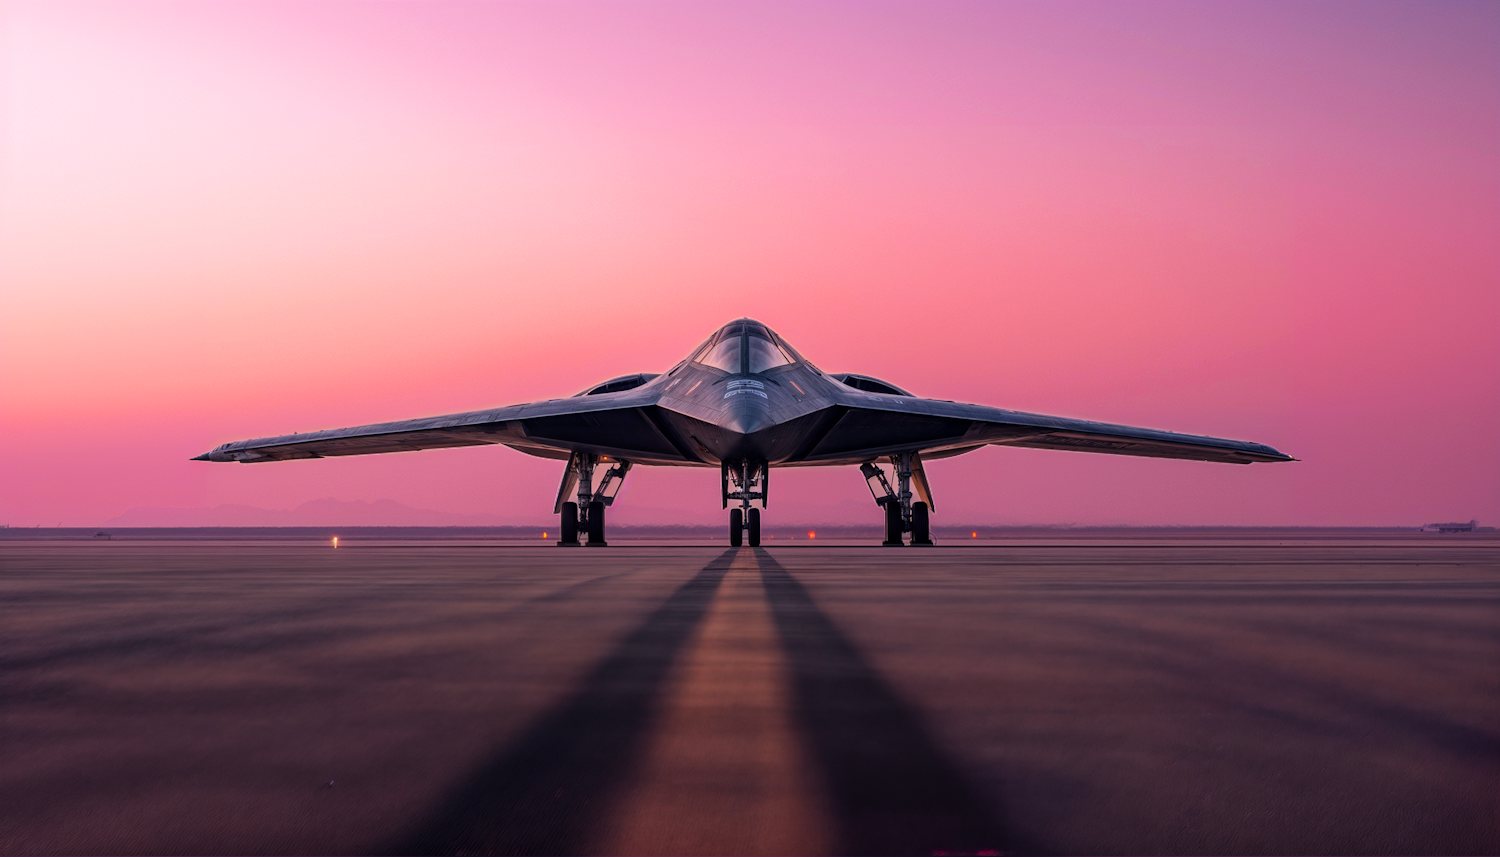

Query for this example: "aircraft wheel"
[729,508,743,547]
[882,500,904,546]
[586,501,606,546]
[559,502,579,546]
[748,507,761,547]
[911,501,933,545]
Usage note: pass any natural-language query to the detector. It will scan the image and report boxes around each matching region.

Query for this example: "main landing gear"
[554,452,631,546]
[551,452,927,548]
[861,451,935,546]
[724,460,766,547]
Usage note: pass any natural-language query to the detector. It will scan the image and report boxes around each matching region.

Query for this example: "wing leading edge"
[791,391,1293,466]
[191,387,694,466]
[195,390,1292,468]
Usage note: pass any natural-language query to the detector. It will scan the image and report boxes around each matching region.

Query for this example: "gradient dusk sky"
[2,0,1497,527]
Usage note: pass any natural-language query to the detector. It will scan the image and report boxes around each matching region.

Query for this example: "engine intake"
[829,373,912,396]
[575,373,659,396]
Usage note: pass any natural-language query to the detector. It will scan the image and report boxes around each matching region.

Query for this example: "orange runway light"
[332,537,339,548]
[807,530,816,539]
[972,531,977,538]
[542,532,548,539]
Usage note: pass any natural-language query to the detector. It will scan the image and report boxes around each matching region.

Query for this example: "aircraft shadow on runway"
[756,552,1014,856]
[389,548,1014,856]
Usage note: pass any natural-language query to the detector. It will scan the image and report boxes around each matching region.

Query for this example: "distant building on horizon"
[1421,519,1479,533]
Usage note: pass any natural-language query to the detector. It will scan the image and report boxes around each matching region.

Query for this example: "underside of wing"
[193,392,697,465]
[789,395,1293,466]
[195,420,512,462]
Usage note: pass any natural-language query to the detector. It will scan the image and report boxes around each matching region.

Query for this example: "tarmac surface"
[1,537,1497,855]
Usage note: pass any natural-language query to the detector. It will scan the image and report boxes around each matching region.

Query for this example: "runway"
[1,539,1496,854]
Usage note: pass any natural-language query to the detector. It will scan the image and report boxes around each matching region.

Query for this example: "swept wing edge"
[817,391,1294,465]
[191,390,674,463]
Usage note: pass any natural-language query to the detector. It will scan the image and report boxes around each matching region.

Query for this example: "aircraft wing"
[191,388,696,465]
[793,390,1293,465]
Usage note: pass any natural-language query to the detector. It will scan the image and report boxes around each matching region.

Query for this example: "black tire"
[586,501,606,546]
[748,507,761,547]
[911,501,932,545]
[560,502,579,545]
[883,500,904,546]
[729,508,743,547]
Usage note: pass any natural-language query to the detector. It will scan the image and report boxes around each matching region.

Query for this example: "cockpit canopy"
[685,318,803,375]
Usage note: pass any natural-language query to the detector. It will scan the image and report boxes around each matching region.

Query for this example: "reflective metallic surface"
[192,319,1294,544]
[193,319,1293,469]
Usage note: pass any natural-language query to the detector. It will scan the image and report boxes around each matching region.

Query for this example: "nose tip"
[724,412,773,435]
[723,387,773,435]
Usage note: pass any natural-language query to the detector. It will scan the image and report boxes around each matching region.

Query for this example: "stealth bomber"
[194,318,1293,545]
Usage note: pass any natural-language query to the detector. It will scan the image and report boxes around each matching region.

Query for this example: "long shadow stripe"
[389,550,738,856]
[757,549,1018,856]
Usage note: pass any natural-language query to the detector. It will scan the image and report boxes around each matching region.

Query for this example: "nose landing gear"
[724,460,765,547]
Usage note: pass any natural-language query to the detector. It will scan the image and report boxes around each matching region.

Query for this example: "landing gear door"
[553,452,581,515]
[911,452,935,513]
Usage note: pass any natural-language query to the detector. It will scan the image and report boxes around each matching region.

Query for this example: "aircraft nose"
[722,384,773,435]
[723,410,773,435]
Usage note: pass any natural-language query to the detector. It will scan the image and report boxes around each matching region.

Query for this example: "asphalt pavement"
[1,538,1496,854]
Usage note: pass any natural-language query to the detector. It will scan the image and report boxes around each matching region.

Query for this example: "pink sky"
[2,0,1497,527]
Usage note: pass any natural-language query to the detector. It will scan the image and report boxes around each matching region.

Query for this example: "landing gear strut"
[862,451,935,546]
[724,460,766,547]
[555,452,631,546]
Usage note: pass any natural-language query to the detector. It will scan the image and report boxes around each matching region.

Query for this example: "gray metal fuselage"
[559,357,953,470]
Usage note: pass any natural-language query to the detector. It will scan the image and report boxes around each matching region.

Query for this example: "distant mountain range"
[105,495,917,527]
[106,498,537,528]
